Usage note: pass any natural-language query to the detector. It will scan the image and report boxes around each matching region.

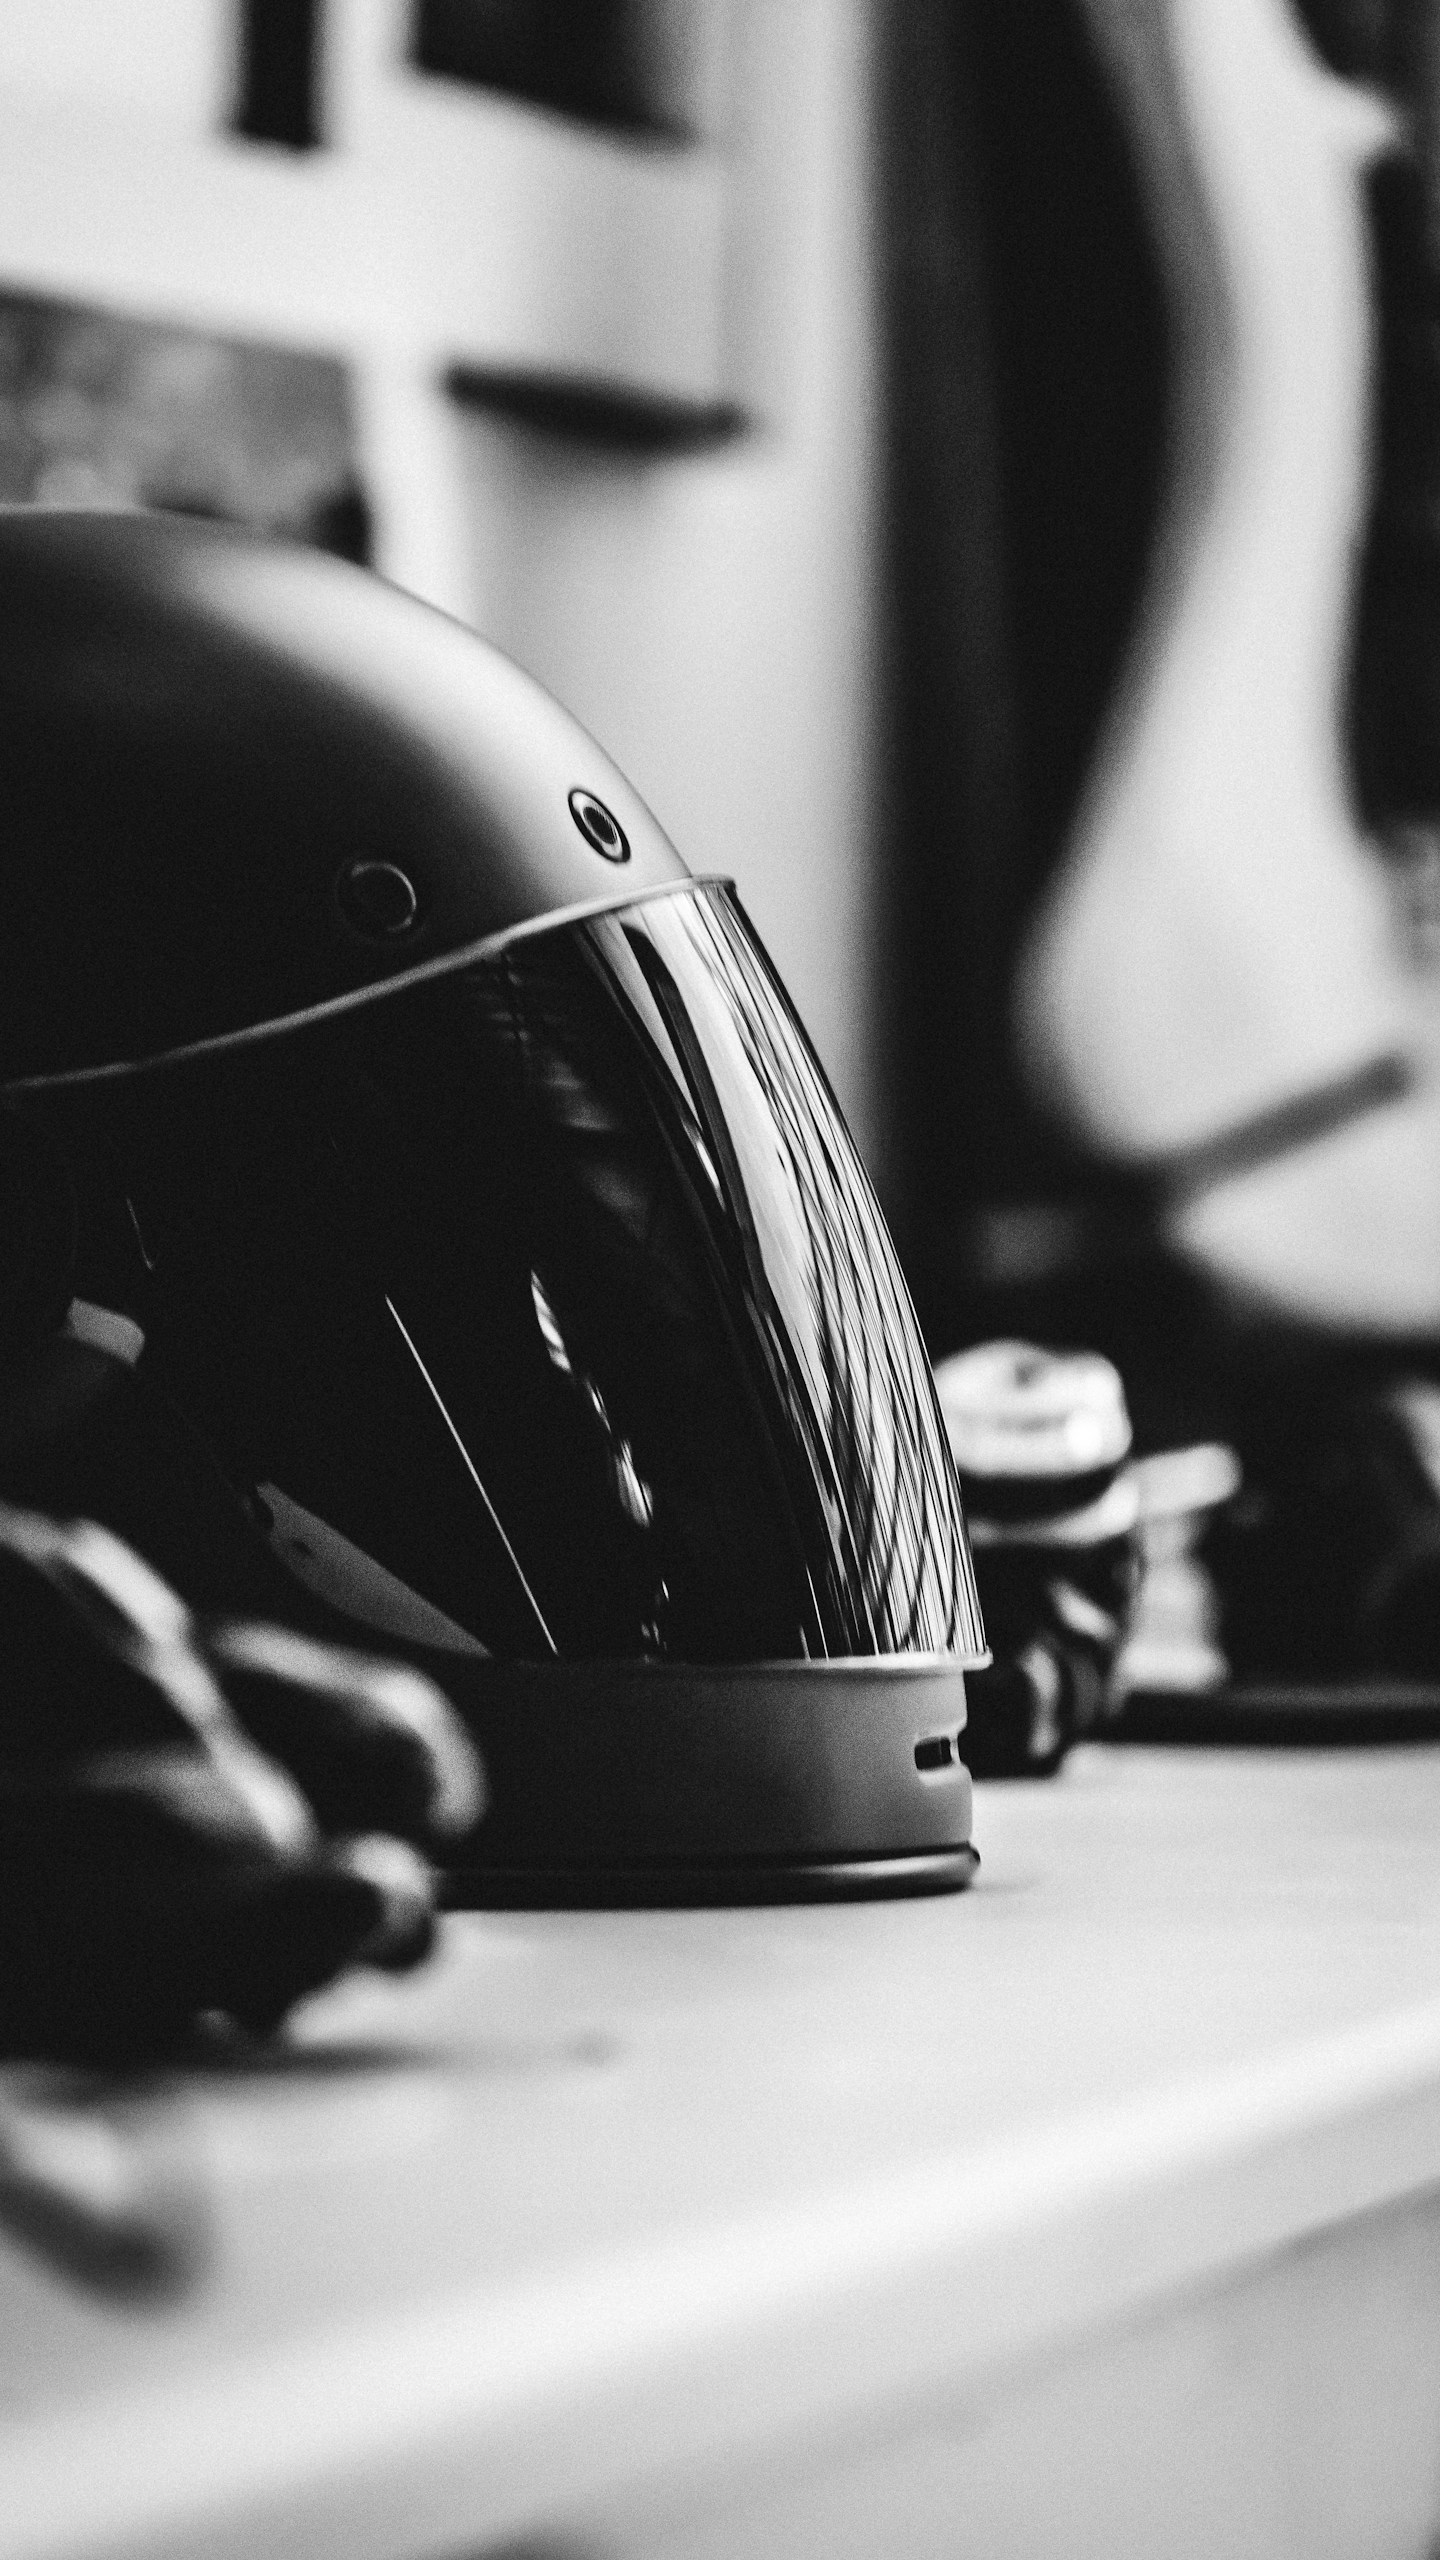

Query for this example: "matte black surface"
[0,512,688,1083]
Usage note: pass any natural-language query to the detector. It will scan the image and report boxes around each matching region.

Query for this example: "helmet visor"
[52,885,984,1668]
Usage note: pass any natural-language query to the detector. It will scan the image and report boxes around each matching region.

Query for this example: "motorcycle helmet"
[0,509,987,1903]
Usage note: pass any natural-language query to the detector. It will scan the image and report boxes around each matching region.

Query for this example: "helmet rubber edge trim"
[2,875,737,1096]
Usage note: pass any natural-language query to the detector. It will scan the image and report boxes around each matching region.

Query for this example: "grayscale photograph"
[1,6,1439,2558]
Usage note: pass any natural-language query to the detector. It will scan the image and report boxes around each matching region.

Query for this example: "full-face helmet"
[0,512,986,1900]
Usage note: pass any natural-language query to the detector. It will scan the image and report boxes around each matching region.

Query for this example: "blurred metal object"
[936,1341,1139,1775]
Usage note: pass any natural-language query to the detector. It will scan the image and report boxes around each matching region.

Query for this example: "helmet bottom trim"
[441,1845,980,1908]
[436,1659,977,1882]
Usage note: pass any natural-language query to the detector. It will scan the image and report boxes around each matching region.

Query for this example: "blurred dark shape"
[1110,1365,1440,1740]
[962,1526,1138,1775]
[1290,0,1397,77]
[0,290,370,559]
[1347,151,1440,822]
[445,364,746,452]
[876,0,1169,1306]
[0,1433,482,2061]
[233,0,324,151]
[0,2084,209,2300]
[1292,0,1440,831]
[412,0,691,139]
[1208,1374,1440,1683]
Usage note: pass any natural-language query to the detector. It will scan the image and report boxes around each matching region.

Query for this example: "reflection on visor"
[49,885,985,1668]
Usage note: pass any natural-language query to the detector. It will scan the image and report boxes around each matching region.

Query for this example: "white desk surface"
[4,1743,1440,2560]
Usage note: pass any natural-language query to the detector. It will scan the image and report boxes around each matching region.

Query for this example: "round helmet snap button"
[569,789,630,863]
[336,859,420,937]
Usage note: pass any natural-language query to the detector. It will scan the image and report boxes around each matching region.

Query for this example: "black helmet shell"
[0,510,985,1904]
[0,509,687,1082]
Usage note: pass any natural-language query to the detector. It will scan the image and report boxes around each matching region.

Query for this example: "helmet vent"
[568,789,630,863]
[336,859,420,937]
[914,1733,959,1773]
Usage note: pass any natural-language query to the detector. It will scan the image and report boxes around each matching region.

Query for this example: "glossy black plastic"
[29,885,984,1677]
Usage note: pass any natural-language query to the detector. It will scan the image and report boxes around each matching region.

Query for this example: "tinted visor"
[58,885,984,1667]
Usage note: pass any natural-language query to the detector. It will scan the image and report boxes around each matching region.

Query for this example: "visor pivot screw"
[336,859,420,937]
[569,789,630,864]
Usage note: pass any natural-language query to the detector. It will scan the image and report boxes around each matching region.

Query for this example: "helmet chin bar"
[246,1492,980,1903]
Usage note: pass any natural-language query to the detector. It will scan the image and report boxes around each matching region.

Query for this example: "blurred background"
[3,0,1438,1451]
